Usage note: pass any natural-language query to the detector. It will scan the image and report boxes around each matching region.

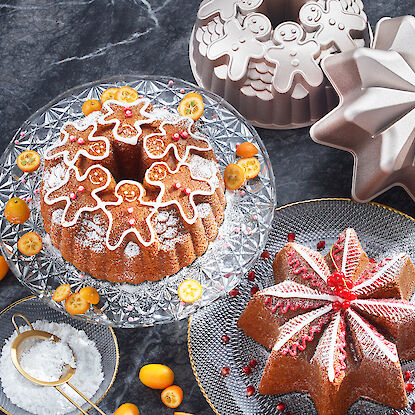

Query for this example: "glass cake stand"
[0,75,276,328]
[188,199,415,415]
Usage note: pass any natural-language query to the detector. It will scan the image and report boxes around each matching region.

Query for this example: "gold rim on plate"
[0,296,119,415]
[187,197,415,415]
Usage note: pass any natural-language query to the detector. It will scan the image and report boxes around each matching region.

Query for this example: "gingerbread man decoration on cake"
[299,0,367,52]
[101,99,156,145]
[143,119,211,162]
[198,0,263,21]
[144,162,214,224]
[45,122,110,166]
[207,13,271,81]
[265,22,323,93]
[103,181,157,250]
[44,165,111,227]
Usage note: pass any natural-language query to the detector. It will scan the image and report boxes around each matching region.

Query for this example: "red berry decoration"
[341,301,351,309]
[242,366,252,375]
[261,250,270,259]
[411,402,415,410]
[221,367,230,376]
[276,402,286,411]
[317,240,325,250]
[249,358,258,368]
[246,385,255,396]
[332,301,342,311]
[248,270,256,281]
[287,232,295,242]
[229,288,239,297]
[250,285,259,295]
[404,370,411,381]
[405,382,414,392]
[221,334,230,344]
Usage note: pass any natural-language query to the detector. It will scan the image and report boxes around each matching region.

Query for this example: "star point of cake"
[238,228,415,415]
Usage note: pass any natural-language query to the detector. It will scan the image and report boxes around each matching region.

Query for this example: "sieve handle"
[67,382,107,415]
[11,313,34,334]
[54,385,89,415]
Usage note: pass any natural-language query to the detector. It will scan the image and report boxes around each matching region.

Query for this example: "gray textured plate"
[188,198,415,415]
[0,75,276,327]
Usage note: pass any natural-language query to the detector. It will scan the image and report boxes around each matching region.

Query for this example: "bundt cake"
[238,228,415,414]
[40,96,226,284]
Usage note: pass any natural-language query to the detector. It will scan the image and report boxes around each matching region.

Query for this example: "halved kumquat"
[100,87,119,103]
[79,286,100,305]
[223,163,245,190]
[237,157,261,180]
[115,86,139,103]
[65,293,90,315]
[178,279,202,303]
[18,232,43,256]
[161,385,183,409]
[17,150,41,172]
[52,284,71,302]
[178,93,204,121]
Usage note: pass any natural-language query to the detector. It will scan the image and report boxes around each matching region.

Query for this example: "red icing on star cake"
[40,96,226,284]
[238,228,415,415]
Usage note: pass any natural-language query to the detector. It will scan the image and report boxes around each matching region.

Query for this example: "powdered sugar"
[189,154,220,188]
[0,320,103,415]
[51,209,64,224]
[74,215,107,253]
[197,203,213,218]
[125,241,140,258]
[42,163,67,191]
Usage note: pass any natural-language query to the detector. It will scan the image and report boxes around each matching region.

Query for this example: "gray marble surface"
[0,0,414,414]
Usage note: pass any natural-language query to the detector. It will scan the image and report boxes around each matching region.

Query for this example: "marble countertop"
[0,0,414,414]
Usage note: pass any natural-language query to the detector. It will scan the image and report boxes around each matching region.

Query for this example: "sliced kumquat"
[100,87,119,103]
[161,385,183,409]
[115,86,139,103]
[82,99,102,116]
[52,284,71,302]
[236,142,258,158]
[17,150,41,173]
[79,286,100,305]
[65,293,90,315]
[223,163,246,190]
[0,255,9,281]
[237,157,261,180]
[113,403,140,415]
[178,92,204,121]
[18,232,43,256]
[4,197,30,224]
[178,279,203,303]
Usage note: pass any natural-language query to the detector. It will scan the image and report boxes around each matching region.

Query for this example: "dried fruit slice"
[101,87,119,103]
[115,86,139,103]
[178,279,203,303]
[65,293,90,315]
[237,157,261,179]
[236,142,258,158]
[79,286,100,305]
[17,150,41,172]
[161,385,183,408]
[224,163,245,190]
[82,99,102,116]
[4,197,30,224]
[17,232,43,256]
[52,284,71,302]
[178,92,204,121]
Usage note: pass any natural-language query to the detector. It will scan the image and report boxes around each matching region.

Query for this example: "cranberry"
[246,385,255,396]
[248,270,256,281]
[405,370,412,381]
[411,402,415,410]
[242,366,252,375]
[220,367,230,376]
[221,334,230,344]
[276,403,286,411]
[405,383,414,392]
[317,240,325,250]
[250,285,259,295]
[332,301,342,311]
[345,279,355,289]
[348,291,357,301]
[287,232,295,242]
[261,250,270,259]
[339,289,350,299]
[341,301,351,309]
[327,275,337,287]
[249,358,258,368]
[229,289,239,297]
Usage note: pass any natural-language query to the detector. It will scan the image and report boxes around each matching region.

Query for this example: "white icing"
[292,243,330,282]
[125,241,140,258]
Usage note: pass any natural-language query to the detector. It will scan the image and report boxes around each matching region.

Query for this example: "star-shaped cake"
[238,228,415,415]
[310,16,415,202]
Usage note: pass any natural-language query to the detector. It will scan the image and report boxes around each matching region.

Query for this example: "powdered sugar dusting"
[125,241,140,258]
[189,154,220,188]
[42,163,67,191]
[197,203,213,218]
[75,215,107,253]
